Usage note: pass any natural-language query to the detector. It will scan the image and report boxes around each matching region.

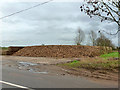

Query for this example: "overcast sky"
[0,1,118,47]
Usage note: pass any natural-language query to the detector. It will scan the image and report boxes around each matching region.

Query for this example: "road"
[1,58,118,89]
[2,66,118,89]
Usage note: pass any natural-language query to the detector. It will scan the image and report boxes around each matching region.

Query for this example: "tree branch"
[103,2,120,26]
[99,29,120,35]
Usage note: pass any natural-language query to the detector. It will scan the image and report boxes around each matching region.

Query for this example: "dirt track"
[2,55,73,76]
[2,55,75,65]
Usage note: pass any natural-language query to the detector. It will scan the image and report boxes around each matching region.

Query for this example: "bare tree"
[75,28,85,45]
[95,33,107,46]
[95,33,115,50]
[80,0,120,35]
[89,30,97,46]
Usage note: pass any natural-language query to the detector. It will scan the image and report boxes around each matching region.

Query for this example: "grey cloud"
[1,2,118,47]
[103,23,118,31]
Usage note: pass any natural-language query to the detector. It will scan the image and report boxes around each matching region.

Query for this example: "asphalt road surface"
[1,61,118,89]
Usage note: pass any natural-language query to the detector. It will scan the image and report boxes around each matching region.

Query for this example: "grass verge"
[100,52,119,59]
[59,59,119,71]
[58,52,119,72]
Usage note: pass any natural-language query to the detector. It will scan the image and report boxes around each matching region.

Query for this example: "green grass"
[58,52,120,71]
[59,59,119,71]
[70,60,79,65]
[0,47,8,50]
[100,52,119,59]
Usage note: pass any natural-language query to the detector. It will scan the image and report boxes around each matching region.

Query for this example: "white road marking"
[0,80,30,89]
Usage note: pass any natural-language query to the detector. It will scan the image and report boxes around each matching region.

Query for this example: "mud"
[2,55,118,82]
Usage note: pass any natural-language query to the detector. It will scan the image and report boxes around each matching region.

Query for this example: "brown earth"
[59,66,118,81]
[2,55,118,81]
[13,45,110,58]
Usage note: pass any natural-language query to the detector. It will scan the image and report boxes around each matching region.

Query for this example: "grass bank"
[100,52,119,59]
[58,52,119,72]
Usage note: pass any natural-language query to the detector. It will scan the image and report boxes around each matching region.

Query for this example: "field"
[58,52,119,80]
[59,52,119,71]
[0,47,8,50]
[100,52,119,59]
[1,45,119,80]
[0,47,8,55]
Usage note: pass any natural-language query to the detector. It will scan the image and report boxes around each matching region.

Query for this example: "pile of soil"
[13,45,104,58]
